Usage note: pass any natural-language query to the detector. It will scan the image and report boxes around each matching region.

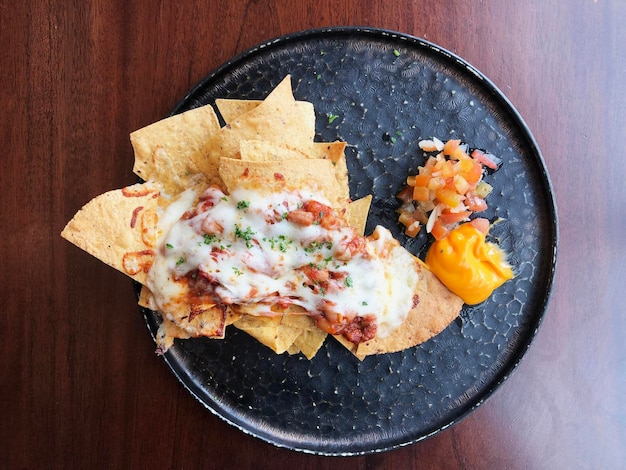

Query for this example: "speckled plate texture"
[140,27,558,455]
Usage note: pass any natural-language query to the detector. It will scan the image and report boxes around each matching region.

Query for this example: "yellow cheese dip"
[425,223,513,304]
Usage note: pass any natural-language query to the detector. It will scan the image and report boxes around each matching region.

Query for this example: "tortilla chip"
[233,314,304,354]
[239,139,310,163]
[61,182,161,284]
[138,285,155,309]
[197,76,316,183]
[155,317,192,354]
[215,98,313,126]
[346,195,373,236]
[310,141,347,164]
[62,73,465,361]
[239,140,350,208]
[215,99,262,123]
[284,315,327,359]
[155,304,243,354]
[162,301,229,338]
[130,104,220,196]
[218,157,345,210]
[352,262,464,360]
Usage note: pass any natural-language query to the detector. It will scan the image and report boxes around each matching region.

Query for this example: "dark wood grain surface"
[2,1,624,468]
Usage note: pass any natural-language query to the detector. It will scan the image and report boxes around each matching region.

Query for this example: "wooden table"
[3,1,624,468]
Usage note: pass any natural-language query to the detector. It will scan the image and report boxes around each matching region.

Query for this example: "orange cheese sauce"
[425,223,513,304]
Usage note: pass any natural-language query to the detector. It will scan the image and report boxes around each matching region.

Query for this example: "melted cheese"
[147,187,418,339]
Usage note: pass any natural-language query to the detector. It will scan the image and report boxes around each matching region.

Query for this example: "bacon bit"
[341,315,377,343]
[273,172,285,181]
[130,206,143,228]
[412,294,420,309]
[302,200,344,229]
[242,167,249,177]
[181,209,196,220]
[287,209,315,226]
[300,264,330,286]
[335,235,367,260]
[314,304,377,344]
[122,250,155,275]
[141,209,158,247]
[122,184,158,198]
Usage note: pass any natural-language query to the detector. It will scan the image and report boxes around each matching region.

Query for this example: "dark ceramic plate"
[140,27,557,455]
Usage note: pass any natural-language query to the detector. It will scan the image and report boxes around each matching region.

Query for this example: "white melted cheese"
[147,187,419,338]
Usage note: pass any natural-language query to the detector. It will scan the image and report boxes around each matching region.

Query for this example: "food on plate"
[425,221,514,304]
[396,137,501,240]
[395,136,514,303]
[61,75,464,360]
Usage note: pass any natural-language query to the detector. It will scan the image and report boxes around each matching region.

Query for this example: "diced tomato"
[461,160,483,184]
[396,186,414,204]
[439,211,471,225]
[412,185,430,201]
[435,188,464,208]
[427,176,446,191]
[470,218,490,234]
[471,149,499,170]
[466,194,488,212]
[428,176,446,191]
[412,207,429,224]
[397,138,501,240]
[453,174,470,194]
[430,219,449,240]
[398,210,414,227]
[443,139,461,156]
[405,221,421,237]
[440,160,455,178]
[424,156,438,172]
[413,173,431,187]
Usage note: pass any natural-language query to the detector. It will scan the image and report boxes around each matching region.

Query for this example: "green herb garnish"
[203,233,218,245]
[234,224,256,248]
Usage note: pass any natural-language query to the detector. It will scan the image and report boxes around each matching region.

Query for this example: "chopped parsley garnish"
[327,113,339,124]
[265,234,293,252]
[236,200,250,210]
[232,267,243,276]
[176,257,185,266]
[234,224,256,248]
[203,233,218,244]
[345,276,353,288]
[165,243,174,249]
[362,301,368,306]
[221,196,228,201]
[393,49,400,57]
[304,240,333,253]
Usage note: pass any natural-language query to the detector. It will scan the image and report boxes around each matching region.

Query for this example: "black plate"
[140,27,557,455]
